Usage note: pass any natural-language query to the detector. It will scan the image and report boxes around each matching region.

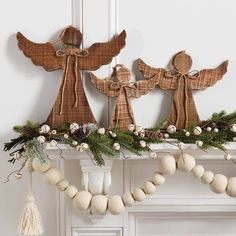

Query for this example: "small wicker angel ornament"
[89,65,162,130]
[17,26,126,127]
[139,51,228,130]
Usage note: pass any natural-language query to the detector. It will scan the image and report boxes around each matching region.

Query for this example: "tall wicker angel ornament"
[89,65,162,130]
[139,51,228,130]
[17,26,126,127]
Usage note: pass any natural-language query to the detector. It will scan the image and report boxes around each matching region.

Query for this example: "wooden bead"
[122,192,135,207]
[192,165,205,178]
[226,177,236,197]
[153,172,166,186]
[108,195,125,215]
[73,191,92,211]
[91,195,108,214]
[210,174,228,193]
[65,185,78,199]
[201,171,214,184]
[43,168,62,185]
[132,188,146,202]
[32,158,52,173]
[160,155,176,175]
[177,154,196,172]
[57,179,69,191]
[143,181,156,195]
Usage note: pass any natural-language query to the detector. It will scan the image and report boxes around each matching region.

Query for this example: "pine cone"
[22,125,37,138]
[73,126,91,142]
[144,130,164,139]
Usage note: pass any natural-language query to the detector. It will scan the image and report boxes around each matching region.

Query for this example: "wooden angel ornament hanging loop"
[17,26,126,127]
[139,51,228,130]
[89,64,163,130]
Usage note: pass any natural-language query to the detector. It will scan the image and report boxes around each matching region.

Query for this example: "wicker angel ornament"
[17,26,126,127]
[89,65,162,130]
[139,51,228,130]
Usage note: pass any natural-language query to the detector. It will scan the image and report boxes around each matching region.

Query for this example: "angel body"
[17,26,126,127]
[139,51,228,130]
[89,65,162,130]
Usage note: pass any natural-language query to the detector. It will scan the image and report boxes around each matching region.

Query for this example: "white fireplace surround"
[45,142,236,236]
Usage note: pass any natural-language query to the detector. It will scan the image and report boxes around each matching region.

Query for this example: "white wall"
[1,0,236,235]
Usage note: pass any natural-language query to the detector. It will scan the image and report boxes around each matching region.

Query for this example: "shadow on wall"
[6,32,62,124]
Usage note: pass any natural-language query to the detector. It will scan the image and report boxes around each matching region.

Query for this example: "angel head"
[60,26,83,48]
[111,64,131,84]
[171,51,193,74]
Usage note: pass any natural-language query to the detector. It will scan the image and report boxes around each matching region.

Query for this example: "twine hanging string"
[56,48,89,115]
[164,70,199,128]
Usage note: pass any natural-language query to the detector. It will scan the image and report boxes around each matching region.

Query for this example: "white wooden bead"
[57,179,69,191]
[73,191,92,211]
[65,185,78,199]
[132,188,146,202]
[91,195,108,214]
[210,174,228,193]
[201,171,214,184]
[122,192,135,207]
[108,195,125,215]
[226,177,236,197]
[153,172,166,186]
[192,165,205,178]
[32,158,52,173]
[43,168,62,185]
[177,154,196,172]
[143,181,156,195]
[160,155,176,175]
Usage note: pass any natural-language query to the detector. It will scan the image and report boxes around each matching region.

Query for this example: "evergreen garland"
[3,111,236,166]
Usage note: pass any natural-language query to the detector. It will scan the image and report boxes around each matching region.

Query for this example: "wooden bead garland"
[34,152,236,216]
[32,158,52,174]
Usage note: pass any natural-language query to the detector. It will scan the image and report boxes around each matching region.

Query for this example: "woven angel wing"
[189,60,228,89]
[89,73,120,97]
[138,59,166,79]
[17,32,63,71]
[129,76,161,98]
[79,30,126,70]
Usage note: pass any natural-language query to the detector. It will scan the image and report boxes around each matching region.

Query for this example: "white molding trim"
[72,227,122,236]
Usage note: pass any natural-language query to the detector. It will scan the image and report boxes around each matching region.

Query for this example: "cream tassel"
[19,163,43,236]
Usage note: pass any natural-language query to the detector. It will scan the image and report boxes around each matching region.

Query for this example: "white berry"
[50,140,57,147]
[185,131,190,137]
[63,134,69,139]
[51,130,57,135]
[97,128,105,135]
[196,140,203,147]
[37,136,46,143]
[230,124,236,133]
[167,125,176,134]
[40,124,50,134]
[193,126,202,135]
[135,125,143,133]
[206,127,212,132]
[70,123,79,133]
[224,153,232,160]
[72,141,78,146]
[164,133,169,138]
[139,140,146,148]
[149,152,157,159]
[113,143,121,151]
[128,124,135,132]
[213,128,219,133]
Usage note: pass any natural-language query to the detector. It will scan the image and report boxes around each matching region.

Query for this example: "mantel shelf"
[45,141,236,160]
